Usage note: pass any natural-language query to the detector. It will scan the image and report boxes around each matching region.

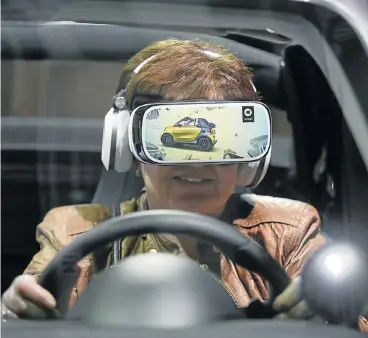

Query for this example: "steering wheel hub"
[68,253,243,328]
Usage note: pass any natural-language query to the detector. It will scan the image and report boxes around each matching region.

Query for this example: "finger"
[20,299,54,319]
[287,300,314,319]
[14,275,56,309]
[275,313,289,320]
[1,304,19,320]
[273,276,302,312]
[2,288,28,314]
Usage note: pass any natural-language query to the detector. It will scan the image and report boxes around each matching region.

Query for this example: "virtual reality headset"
[101,52,273,188]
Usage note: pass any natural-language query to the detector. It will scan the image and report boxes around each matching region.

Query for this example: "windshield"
[2,0,368,312]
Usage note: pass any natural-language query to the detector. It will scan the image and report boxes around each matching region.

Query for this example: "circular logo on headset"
[242,106,255,122]
[243,108,252,116]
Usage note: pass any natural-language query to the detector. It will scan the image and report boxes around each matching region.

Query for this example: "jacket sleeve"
[283,203,325,277]
[23,204,111,307]
[23,229,59,277]
[283,203,368,333]
[23,206,81,306]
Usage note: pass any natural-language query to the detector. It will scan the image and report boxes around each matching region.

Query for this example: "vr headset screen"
[130,101,271,165]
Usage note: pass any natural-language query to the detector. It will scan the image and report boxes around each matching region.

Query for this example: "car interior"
[2,0,368,336]
[1,21,295,292]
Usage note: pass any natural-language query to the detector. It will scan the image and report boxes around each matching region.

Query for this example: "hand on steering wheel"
[273,276,314,320]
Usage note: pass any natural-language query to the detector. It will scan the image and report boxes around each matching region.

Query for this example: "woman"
[2,38,366,331]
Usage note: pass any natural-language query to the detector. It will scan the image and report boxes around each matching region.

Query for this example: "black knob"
[302,242,368,328]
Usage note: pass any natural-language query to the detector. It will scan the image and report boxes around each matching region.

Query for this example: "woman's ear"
[132,159,142,178]
[132,157,141,169]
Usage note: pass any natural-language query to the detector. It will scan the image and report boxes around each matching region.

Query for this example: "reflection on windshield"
[1,60,123,118]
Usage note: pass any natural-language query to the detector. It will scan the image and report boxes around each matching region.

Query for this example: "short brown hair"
[118,38,258,103]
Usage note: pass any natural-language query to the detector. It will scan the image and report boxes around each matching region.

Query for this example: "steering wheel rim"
[37,210,290,317]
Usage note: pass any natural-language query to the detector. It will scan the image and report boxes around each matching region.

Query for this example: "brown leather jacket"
[23,193,368,332]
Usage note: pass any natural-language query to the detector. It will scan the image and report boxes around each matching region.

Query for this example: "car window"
[196,118,209,128]
[184,120,196,127]
[1,60,124,118]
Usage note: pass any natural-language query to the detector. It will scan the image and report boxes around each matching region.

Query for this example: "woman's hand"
[272,276,314,319]
[2,275,56,320]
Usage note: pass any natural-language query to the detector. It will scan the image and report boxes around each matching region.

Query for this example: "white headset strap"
[133,55,158,74]
[200,50,220,58]
[200,50,257,92]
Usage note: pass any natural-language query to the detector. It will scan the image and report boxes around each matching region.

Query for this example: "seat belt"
[110,204,122,267]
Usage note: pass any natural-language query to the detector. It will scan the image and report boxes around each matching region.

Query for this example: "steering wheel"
[37,210,290,320]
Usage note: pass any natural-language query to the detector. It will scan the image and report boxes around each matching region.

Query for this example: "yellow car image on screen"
[160,117,217,151]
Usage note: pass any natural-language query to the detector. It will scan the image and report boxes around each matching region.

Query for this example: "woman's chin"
[169,198,223,217]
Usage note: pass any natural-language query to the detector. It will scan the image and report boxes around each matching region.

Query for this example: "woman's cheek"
[216,164,238,187]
